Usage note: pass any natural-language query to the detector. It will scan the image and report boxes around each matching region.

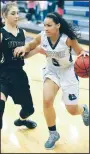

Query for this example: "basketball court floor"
[1,33,89,153]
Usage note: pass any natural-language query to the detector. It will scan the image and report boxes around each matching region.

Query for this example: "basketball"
[74,55,90,78]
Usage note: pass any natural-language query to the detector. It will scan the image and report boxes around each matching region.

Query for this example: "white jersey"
[40,31,79,105]
[40,31,74,68]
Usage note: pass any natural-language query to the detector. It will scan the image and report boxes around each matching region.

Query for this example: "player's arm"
[66,38,89,56]
[24,46,47,59]
[23,30,41,51]
[14,32,41,57]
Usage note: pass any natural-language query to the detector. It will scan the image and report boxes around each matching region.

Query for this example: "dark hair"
[46,12,81,40]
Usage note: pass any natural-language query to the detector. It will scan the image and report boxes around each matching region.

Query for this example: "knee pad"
[20,107,34,119]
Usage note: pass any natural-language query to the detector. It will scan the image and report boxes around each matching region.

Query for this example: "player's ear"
[56,23,60,30]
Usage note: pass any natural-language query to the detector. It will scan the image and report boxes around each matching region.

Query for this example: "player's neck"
[50,32,60,43]
[5,22,17,31]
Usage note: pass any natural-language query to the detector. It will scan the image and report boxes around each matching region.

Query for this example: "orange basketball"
[74,55,90,78]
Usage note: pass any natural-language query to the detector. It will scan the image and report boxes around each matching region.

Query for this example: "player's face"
[44,17,60,37]
[5,6,19,25]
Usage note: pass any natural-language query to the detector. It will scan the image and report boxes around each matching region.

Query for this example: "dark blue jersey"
[0,28,25,70]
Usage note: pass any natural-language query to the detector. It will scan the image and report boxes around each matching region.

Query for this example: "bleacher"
[64,1,89,44]
[18,1,89,45]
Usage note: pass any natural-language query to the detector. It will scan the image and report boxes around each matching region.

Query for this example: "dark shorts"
[0,68,33,108]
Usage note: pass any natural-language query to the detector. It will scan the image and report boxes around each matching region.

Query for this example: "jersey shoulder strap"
[60,34,68,44]
[0,28,10,40]
[18,28,25,36]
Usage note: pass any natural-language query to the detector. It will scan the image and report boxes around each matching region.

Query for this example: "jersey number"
[52,58,60,66]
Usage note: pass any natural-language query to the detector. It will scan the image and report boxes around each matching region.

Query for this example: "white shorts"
[42,64,79,105]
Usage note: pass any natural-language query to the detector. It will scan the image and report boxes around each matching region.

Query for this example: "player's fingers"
[78,51,89,58]
[16,50,23,57]
[20,52,25,57]
[14,47,25,57]
[77,53,82,58]
[14,47,20,57]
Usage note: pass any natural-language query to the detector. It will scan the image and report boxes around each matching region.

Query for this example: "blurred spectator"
[17,1,27,13]
[35,1,41,23]
[57,0,64,16]
[38,1,48,21]
[26,1,36,21]
[47,0,56,13]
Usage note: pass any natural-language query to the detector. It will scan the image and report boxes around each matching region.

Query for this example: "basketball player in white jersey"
[14,12,89,149]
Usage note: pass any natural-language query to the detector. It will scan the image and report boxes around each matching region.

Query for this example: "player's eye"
[44,24,52,27]
[11,12,18,15]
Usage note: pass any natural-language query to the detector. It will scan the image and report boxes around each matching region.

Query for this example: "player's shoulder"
[60,33,69,44]
[0,27,5,33]
[61,33,68,40]
[18,28,24,33]
[40,31,46,37]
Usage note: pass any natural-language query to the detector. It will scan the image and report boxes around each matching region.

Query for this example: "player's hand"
[78,51,89,58]
[14,46,26,57]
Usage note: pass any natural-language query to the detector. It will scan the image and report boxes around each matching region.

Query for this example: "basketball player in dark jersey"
[0,2,37,129]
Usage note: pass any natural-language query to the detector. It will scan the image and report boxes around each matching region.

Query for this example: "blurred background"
[1,0,89,45]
